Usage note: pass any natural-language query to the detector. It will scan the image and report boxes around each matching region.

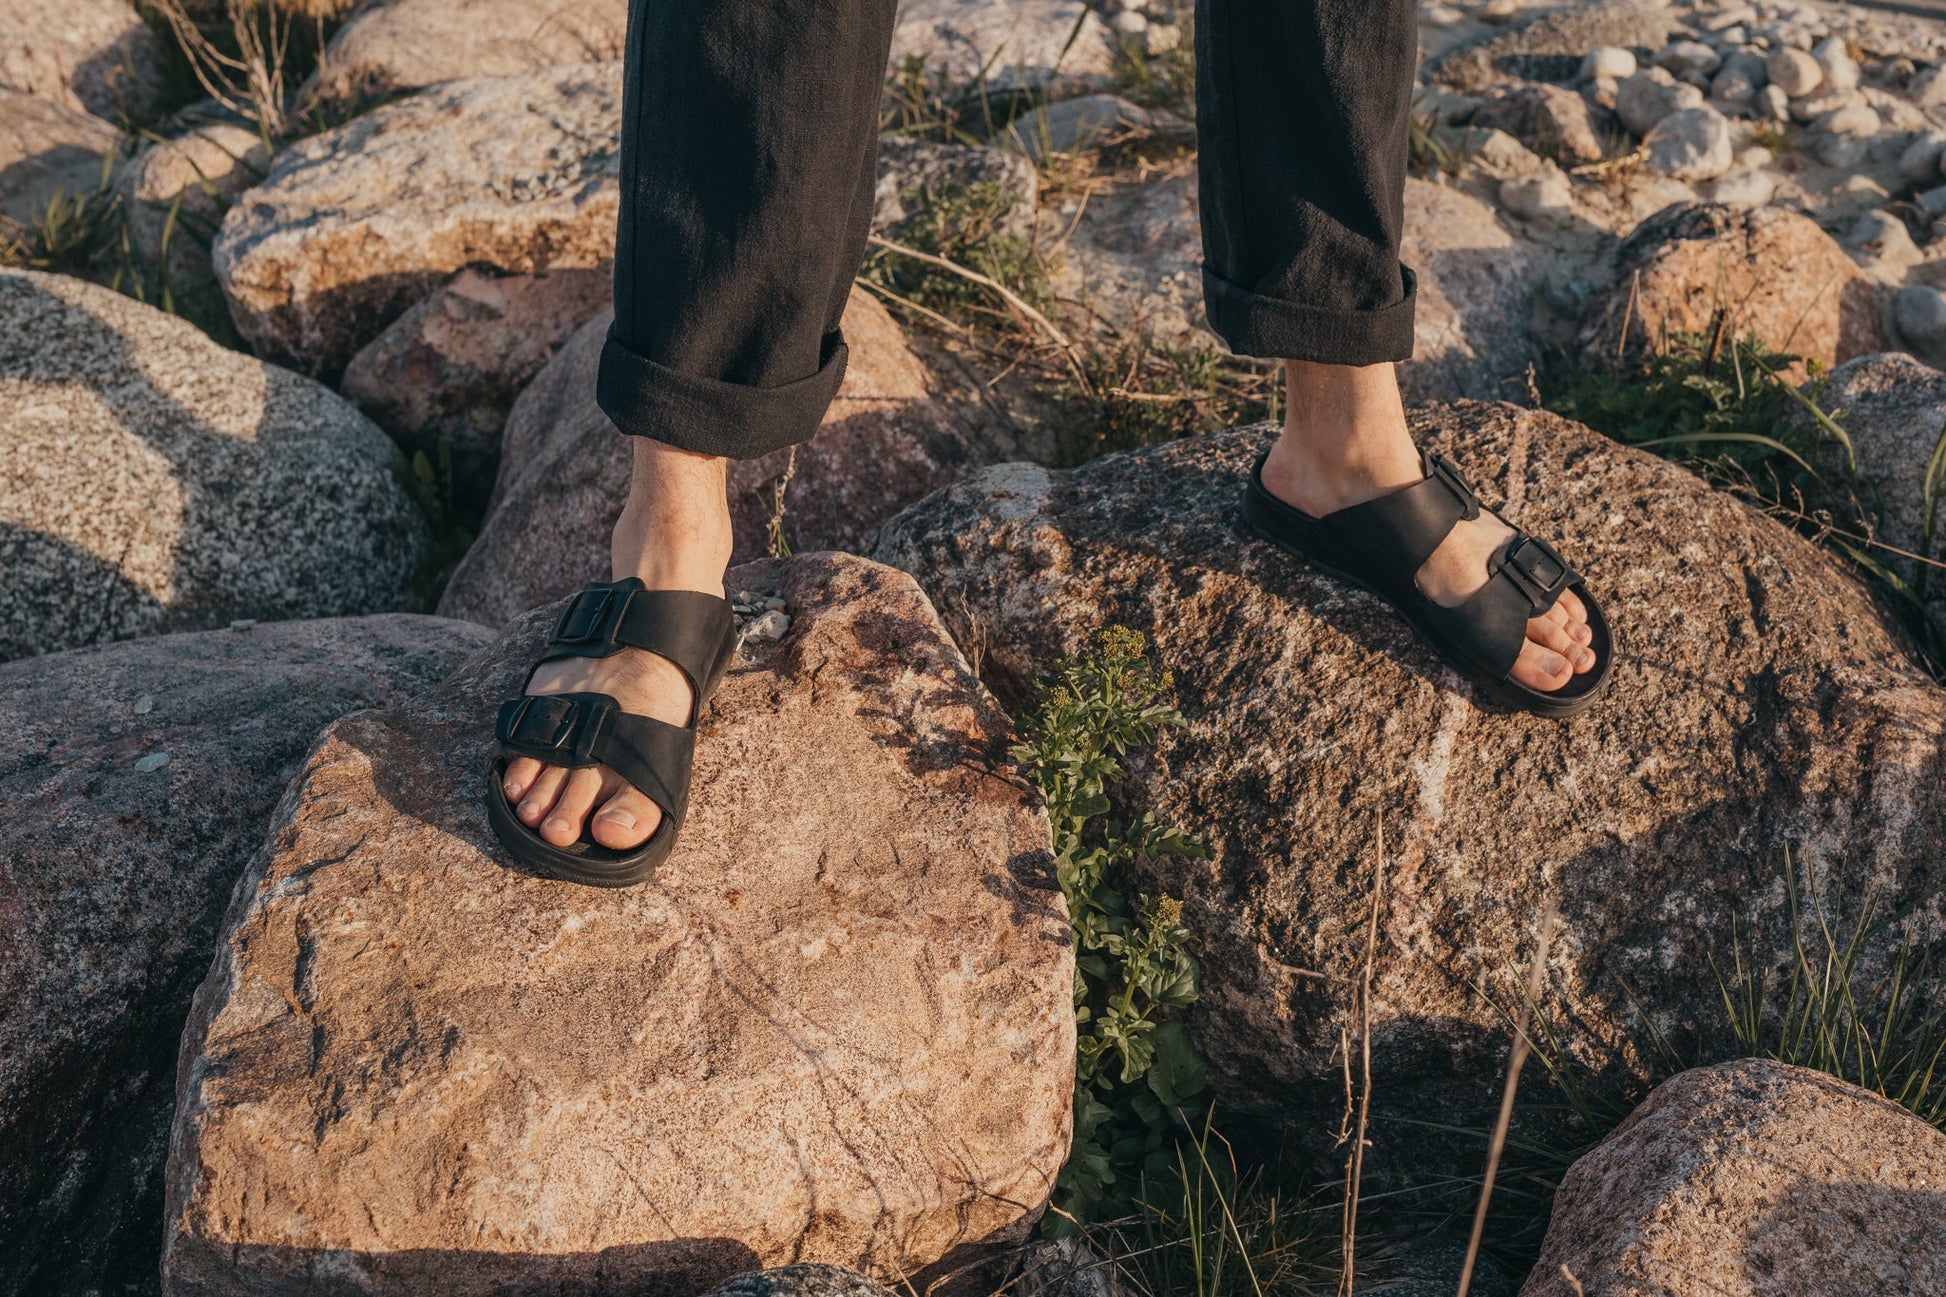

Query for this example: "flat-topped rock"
[874,405,1946,1175]
[311,0,628,108]
[214,63,625,376]
[438,287,973,626]
[163,553,1071,1295]
[0,269,425,660]
[1522,1060,1946,1296]
[0,614,491,1297]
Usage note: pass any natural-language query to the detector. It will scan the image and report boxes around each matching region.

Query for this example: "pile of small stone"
[732,589,791,645]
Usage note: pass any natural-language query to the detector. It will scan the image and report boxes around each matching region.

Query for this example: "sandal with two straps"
[485,577,737,887]
[1243,448,1615,719]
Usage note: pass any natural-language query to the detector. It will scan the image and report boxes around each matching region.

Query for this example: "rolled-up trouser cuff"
[595,325,849,460]
[1202,265,1419,367]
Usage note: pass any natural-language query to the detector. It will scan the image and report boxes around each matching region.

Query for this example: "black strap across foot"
[484,578,738,887]
[1242,449,1615,719]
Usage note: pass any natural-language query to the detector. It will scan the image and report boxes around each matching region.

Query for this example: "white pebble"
[1711,169,1776,205]
[1498,163,1575,224]
[1898,128,1946,183]
[228,619,256,631]
[1110,9,1146,33]
[134,753,170,774]
[744,610,790,642]
[1908,65,1946,108]
[1655,41,1723,78]
[1144,21,1180,54]
[133,694,154,715]
[1757,84,1791,121]
[1812,36,1860,93]
[1767,47,1823,98]
[1644,105,1735,181]
[1582,45,1636,82]
[1895,284,1946,366]
[1845,210,1921,269]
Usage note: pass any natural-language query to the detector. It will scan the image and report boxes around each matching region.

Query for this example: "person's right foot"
[499,437,734,850]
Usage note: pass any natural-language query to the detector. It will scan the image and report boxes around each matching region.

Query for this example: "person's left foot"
[1258,436,1598,695]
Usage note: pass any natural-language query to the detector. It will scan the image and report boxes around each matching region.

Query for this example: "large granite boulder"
[438,287,973,626]
[311,0,628,108]
[0,87,121,225]
[0,614,492,1297]
[213,63,624,377]
[0,269,426,661]
[874,406,1946,1167]
[1522,1060,1946,1296]
[1579,204,1888,374]
[1819,353,1946,635]
[162,553,1072,1295]
[0,0,166,118]
[340,266,612,508]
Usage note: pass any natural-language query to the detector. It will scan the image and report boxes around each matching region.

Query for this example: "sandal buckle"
[1427,453,1482,519]
[500,694,612,764]
[1501,535,1571,610]
[555,587,624,648]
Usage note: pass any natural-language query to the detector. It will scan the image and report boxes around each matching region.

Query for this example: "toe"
[540,767,606,846]
[517,764,570,827]
[591,780,665,851]
[1557,587,1589,627]
[1509,635,1575,693]
[1527,614,1596,675]
[502,756,543,802]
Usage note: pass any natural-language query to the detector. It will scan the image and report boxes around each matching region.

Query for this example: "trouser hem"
[595,326,849,460]
[1202,265,1419,366]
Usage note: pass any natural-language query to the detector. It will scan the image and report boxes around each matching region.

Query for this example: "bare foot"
[1262,361,1596,695]
[499,437,733,850]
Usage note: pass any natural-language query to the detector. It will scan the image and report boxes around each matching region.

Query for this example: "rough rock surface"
[0,614,492,1297]
[340,266,612,507]
[887,0,1115,93]
[1522,1060,1946,1296]
[311,0,627,107]
[874,406,1946,1156]
[162,553,1072,1296]
[702,1267,900,1297]
[1580,203,1887,372]
[1818,352,1946,628]
[0,0,165,118]
[438,288,972,625]
[0,269,425,660]
[1425,2,1679,92]
[0,88,121,225]
[214,63,624,377]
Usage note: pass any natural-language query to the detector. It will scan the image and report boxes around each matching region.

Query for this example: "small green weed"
[1419,851,1946,1280]
[392,443,481,612]
[1012,627,1212,1227]
[863,180,1052,322]
[0,159,128,276]
[1752,122,1791,154]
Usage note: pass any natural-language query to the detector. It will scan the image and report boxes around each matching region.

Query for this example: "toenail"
[504,781,525,799]
[1573,625,1593,644]
[598,809,636,830]
[1543,654,1566,675]
[544,816,571,834]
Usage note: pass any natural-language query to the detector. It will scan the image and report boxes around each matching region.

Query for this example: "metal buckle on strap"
[553,586,626,648]
[1500,535,1572,610]
[500,694,610,764]
[1427,453,1482,519]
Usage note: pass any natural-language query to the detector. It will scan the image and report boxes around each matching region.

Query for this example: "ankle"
[610,438,734,594]
[1265,360,1421,516]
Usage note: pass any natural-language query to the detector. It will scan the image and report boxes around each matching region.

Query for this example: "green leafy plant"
[0,158,128,276]
[1013,627,1212,1227]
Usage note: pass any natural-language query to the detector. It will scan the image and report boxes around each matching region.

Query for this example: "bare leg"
[1257,361,1596,693]
[499,436,734,848]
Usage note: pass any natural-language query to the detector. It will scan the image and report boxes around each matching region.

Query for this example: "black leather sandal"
[1242,449,1615,719]
[485,577,737,886]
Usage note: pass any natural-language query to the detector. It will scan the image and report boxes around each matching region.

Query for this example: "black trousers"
[597,0,1420,461]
